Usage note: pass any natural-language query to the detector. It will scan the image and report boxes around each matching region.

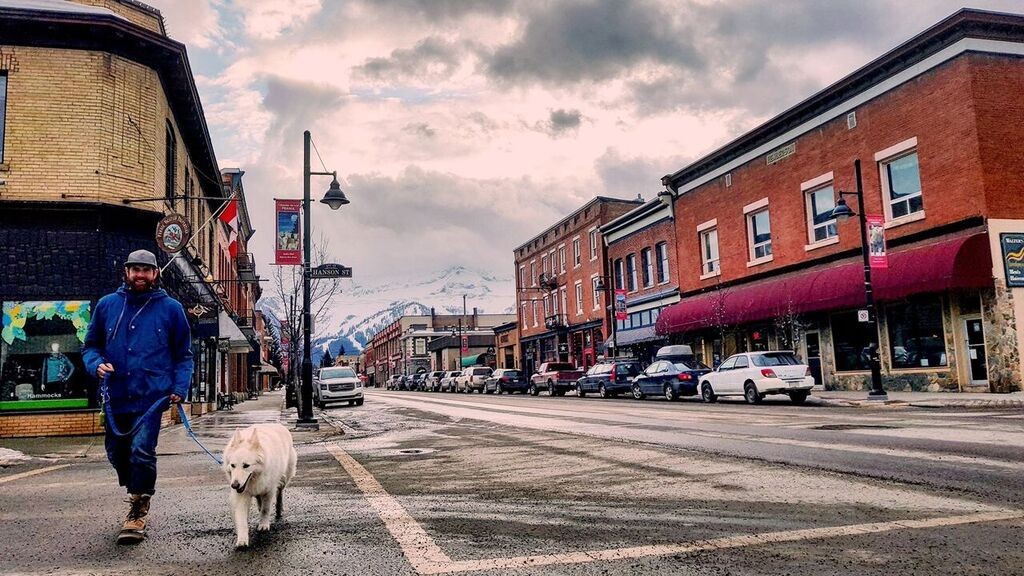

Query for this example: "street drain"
[396,448,435,455]
[815,424,898,431]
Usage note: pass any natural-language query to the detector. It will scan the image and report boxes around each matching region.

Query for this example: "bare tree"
[773,297,806,357]
[270,233,343,386]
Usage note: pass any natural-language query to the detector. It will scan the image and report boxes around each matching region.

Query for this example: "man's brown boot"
[116,494,150,545]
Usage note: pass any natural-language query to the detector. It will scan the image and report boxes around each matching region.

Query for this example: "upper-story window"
[530,261,537,286]
[519,265,525,289]
[591,274,601,310]
[0,72,8,162]
[806,184,837,243]
[640,248,653,288]
[589,228,598,260]
[558,245,566,273]
[575,281,583,315]
[521,303,528,327]
[656,242,669,283]
[626,254,638,292]
[573,238,581,267]
[747,207,772,262]
[698,220,719,277]
[165,121,177,203]
[876,138,925,220]
[614,258,624,290]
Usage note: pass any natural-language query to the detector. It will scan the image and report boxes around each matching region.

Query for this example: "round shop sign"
[156,213,191,254]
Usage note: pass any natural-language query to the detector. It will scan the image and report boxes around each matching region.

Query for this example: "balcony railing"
[538,273,559,290]
[236,253,257,282]
[544,314,568,330]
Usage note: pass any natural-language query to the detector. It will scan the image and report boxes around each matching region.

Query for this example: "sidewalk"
[810,389,1024,409]
[0,390,342,461]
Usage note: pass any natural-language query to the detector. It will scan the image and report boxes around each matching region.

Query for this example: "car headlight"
[319,384,327,390]
[355,382,363,388]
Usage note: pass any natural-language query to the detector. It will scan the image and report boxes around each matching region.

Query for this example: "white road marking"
[327,442,1023,575]
[0,464,69,484]
[325,444,453,573]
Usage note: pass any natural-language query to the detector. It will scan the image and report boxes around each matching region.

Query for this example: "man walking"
[83,249,193,544]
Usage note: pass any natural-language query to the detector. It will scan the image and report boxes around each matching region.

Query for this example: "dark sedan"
[632,359,712,401]
[575,359,641,398]
[484,369,530,394]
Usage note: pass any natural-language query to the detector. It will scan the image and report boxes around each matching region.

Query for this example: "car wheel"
[664,385,678,401]
[529,383,539,396]
[496,384,504,395]
[632,385,645,400]
[599,385,609,399]
[576,384,586,398]
[701,382,717,403]
[355,398,364,406]
[548,380,557,396]
[789,390,809,405]
[744,381,763,405]
[478,387,485,394]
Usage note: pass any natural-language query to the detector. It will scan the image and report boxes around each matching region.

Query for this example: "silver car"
[315,366,364,408]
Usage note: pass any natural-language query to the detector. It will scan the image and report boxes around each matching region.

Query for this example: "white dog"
[222,423,297,548]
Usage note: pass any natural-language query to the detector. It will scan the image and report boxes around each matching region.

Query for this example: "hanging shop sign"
[155,213,191,254]
[275,199,302,265]
[866,215,888,270]
[614,289,628,321]
[1000,233,1024,288]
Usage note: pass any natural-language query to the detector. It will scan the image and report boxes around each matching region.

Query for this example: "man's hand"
[96,363,115,379]
[169,394,183,404]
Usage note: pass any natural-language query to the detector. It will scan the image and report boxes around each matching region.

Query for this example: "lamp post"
[830,160,887,400]
[450,318,463,371]
[297,130,350,429]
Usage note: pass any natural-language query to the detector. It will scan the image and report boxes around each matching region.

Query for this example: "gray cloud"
[261,75,346,143]
[354,37,468,82]
[403,122,436,139]
[595,148,692,196]
[364,0,515,22]
[548,109,582,134]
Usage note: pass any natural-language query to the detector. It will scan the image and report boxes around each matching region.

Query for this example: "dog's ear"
[226,429,242,448]
[248,428,262,449]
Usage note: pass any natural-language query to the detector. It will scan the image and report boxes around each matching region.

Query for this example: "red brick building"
[655,9,1024,393]
[514,197,643,374]
[601,198,679,363]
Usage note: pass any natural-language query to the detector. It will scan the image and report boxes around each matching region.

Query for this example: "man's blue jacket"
[83,285,194,414]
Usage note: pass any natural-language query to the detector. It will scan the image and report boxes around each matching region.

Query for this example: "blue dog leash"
[99,377,222,465]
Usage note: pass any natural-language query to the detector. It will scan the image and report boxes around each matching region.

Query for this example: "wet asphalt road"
[1,389,1022,575]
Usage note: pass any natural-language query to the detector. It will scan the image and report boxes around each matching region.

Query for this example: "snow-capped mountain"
[257,266,515,363]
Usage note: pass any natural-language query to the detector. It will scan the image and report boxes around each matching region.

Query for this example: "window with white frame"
[614,259,624,290]
[532,301,538,326]
[881,150,923,220]
[700,228,719,274]
[573,238,581,267]
[560,287,567,319]
[747,209,772,261]
[521,303,528,326]
[641,248,653,288]
[575,281,583,315]
[592,275,601,310]
[552,291,559,315]
[806,184,838,243]
[543,295,550,316]
[530,261,537,286]
[549,250,556,275]
[626,254,638,292]
[558,245,566,273]
[656,242,669,283]
[541,255,548,278]
[518,265,525,289]
[589,228,598,260]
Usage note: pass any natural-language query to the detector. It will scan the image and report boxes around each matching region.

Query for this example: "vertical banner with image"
[865,215,888,270]
[275,200,302,265]
[614,289,628,321]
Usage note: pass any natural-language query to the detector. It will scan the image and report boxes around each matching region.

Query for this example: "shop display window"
[887,298,947,369]
[830,311,873,372]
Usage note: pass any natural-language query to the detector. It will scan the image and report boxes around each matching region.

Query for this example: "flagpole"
[160,192,237,275]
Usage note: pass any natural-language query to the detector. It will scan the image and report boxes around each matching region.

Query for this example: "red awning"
[655,232,992,335]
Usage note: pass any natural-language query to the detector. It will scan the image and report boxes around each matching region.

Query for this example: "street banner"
[460,335,469,353]
[275,199,301,265]
[614,289,627,321]
[1000,233,1024,288]
[865,215,887,270]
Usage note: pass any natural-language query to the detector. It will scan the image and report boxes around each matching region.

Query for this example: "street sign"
[857,309,870,323]
[308,263,353,279]
[155,213,191,254]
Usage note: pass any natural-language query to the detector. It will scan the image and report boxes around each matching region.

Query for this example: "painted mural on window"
[1,301,92,410]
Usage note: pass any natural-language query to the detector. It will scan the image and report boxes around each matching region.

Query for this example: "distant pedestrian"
[82,249,193,544]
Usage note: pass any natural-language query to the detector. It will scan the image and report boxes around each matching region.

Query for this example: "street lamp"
[450,318,463,371]
[830,159,887,401]
[297,130,349,429]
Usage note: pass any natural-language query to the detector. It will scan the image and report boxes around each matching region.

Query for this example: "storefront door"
[962,317,988,386]
[804,331,822,388]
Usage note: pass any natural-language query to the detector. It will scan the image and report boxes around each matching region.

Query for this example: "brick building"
[655,9,1024,393]
[493,321,519,369]
[601,198,680,363]
[0,0,255,436]
[514,197,644,374]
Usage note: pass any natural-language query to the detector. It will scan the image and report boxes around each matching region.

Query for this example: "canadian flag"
[219,197,239,258]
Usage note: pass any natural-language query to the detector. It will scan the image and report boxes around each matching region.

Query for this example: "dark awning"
[656,232,992,335]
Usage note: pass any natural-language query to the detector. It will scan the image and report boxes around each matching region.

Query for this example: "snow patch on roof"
[0,0,127,21]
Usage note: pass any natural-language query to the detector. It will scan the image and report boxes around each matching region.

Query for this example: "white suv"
[315,366,364,408]
[700,351,814,405]
[458,366,493,393]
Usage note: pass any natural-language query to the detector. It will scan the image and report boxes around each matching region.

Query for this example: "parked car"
[314,366,364,408]
[425,371,446,392]
[409,373,428,391]
[483,368,529,394]
[632,358,712,401]
[457,366,493,393]
[699,351,814,404]
[385,374,402,390]
[439,370,462,392]
[530,362,584,396]
[575,359,641,398]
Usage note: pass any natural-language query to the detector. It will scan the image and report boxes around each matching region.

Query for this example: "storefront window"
[830,311,872,372]
[1,301,93,410]
[887,298,947,369]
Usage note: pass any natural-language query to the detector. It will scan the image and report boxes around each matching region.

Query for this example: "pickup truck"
[530,362,584,396]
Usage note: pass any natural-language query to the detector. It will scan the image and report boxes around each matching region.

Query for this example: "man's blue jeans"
[104,410,163,495]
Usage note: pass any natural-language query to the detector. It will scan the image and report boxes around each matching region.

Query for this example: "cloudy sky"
[150,0,1021,284]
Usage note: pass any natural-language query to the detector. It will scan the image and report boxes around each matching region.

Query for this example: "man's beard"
[128,277,155,291]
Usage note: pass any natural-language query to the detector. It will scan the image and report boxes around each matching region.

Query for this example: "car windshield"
[320,367,356,379]
[547,363,575,370]
[752,353,801,366]
[616,363,641,375]
[471,368,491,375]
